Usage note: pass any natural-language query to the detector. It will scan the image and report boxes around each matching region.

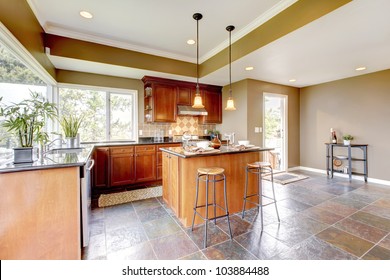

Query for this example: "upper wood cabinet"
[142,76,222,124]
[142,76,177,122]
[199,89,222,124]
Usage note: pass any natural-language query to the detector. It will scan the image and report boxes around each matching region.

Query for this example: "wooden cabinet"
[177,86,197,106]
[156,143,181,180]
[93,144,185,190]
[142,76,222,123]
[142,76,177,123]
[93,147,109,188]
[199,89,222,124]
[162,152,179,215]
[110,146,135,187]
[135,145,156,182]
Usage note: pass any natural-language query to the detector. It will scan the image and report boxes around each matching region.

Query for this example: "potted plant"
[0,91,58,163]
[342,134,354,145]
[60,114,83,148]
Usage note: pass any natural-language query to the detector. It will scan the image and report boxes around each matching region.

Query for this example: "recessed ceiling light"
[187,39,195,45]
[289,79,296,82]
[245,66,254,71]
[355,66,366,71]
[80,11,93,19]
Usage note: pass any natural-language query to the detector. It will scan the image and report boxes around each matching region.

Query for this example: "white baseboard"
[288,166,390,186]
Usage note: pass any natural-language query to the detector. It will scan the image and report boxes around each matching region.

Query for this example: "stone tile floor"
[83,171,390,260]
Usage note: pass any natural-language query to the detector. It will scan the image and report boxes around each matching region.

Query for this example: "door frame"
[263,92,288,171]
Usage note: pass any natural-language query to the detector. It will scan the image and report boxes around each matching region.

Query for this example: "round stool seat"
[197,167,225,175]
[247,162,271,168]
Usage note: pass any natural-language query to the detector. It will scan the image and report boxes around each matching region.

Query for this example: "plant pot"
[66,137,77,148]
[343,140,351,145]
[13,147,33,164]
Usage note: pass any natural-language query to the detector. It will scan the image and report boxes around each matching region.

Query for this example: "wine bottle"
[332,130,337,144]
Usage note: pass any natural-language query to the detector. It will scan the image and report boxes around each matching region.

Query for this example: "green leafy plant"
[342,134,354,140]
[60,114,83,138]
[0,91,58,147]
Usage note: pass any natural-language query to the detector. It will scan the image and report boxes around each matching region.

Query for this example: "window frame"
[57,83,138,142]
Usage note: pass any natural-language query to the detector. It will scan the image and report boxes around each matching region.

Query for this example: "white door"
[263,93,288,171]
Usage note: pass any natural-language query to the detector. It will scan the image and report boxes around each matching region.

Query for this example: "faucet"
[45,137,65,152]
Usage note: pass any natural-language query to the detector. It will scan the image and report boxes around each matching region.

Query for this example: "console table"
[325,143,368,182]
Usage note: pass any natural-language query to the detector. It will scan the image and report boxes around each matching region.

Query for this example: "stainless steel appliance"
[80,158,94,247]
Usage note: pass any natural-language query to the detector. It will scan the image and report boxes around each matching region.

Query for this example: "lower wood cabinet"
[162,152,179,214]
[156,143,181,180]
[93,147,110,188]
[110,146,135,187]
[135,145,156,182]
[92,143,182,191]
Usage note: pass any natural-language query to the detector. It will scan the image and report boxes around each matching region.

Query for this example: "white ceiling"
[28,0,390,88]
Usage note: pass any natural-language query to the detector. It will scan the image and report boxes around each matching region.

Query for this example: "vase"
[210,134,222,149]
[13,147,33,164]
[66,137,77,148]
[343,140,351,145]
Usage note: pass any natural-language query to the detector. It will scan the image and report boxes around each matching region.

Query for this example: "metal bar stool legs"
[191,167,233,248]
[241,162,280,230]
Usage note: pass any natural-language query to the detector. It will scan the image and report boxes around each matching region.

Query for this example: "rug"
[98,186,162,207]
[263,172,309,185]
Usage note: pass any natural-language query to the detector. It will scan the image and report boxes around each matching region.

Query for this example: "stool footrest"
[193,211,230,222]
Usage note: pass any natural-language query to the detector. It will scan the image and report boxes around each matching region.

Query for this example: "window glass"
[59,87,106,142]
[0,43,47,159]
[58,87,137,142]
[110,93,134,140]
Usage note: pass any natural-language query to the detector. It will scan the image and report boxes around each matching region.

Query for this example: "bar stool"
[241,162,280,230]
[191,167,233,248]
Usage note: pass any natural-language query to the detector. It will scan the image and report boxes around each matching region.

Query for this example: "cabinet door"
[93,147,109,188]
[153,83,177,122]
[110,153,135,186]
[135,145,156,182]
[199,90,222,124]
[156,143,181,180]
[161,153,179,215]
[177,86,194,105]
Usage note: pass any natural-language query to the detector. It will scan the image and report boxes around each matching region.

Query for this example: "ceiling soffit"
[44,0,352,81]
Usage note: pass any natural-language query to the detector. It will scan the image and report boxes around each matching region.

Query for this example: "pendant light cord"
[226,25,235,97]
[196,17,199,93]
[229,27,232,96]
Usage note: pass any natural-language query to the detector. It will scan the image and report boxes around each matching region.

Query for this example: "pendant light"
[192,13,205,109]
[225,25,236,111]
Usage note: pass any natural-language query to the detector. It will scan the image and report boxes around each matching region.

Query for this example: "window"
[58,86,137,142]
[0,42,49,156]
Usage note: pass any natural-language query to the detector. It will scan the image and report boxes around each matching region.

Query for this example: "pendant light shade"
[192,13,205,109]
[225,25,236,111]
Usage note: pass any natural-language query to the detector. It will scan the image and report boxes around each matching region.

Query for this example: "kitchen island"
[160,146,273,227]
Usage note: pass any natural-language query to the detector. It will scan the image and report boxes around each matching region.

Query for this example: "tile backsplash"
[139,116,215,137]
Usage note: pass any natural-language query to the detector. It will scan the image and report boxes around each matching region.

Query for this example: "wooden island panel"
[163,150,261,227]
[0,167,81,260]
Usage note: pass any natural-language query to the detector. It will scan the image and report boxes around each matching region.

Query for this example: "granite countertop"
[0,145,94,174]
[0,137,184,173]
[160,145,274,158]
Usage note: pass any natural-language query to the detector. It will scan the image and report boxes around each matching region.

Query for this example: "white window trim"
[57,83,138,141]
[0,22,57,86]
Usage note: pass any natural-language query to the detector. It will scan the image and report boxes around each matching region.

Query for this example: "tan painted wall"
[300,69,390,180]
[0,0,56,78]
[218,80,248,142]
[218,79,300,168]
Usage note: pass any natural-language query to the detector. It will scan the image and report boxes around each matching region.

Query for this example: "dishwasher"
[80,158,95,247]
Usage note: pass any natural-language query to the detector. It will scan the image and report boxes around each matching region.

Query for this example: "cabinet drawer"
[110,146,134,155]
[135,145,156,153]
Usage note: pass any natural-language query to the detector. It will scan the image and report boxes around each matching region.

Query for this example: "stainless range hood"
[177,105,208,116]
